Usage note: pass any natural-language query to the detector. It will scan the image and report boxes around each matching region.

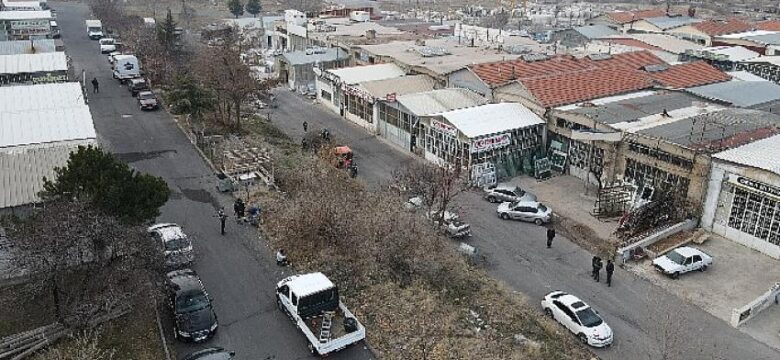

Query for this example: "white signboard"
[11,20,49,30]
[431,119,457,137]
[471,133,511,153]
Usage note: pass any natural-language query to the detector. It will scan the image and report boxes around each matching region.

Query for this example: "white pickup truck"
[276,273,365,355]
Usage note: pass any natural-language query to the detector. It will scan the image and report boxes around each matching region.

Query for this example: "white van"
[86,19,103,40]
[112,55,140,81]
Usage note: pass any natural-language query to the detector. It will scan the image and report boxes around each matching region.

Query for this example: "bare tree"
[35,330,115,360]
[392,162,467,227]
[4,200,164,328]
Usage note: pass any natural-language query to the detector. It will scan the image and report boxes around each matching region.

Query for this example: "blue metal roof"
[686,81,780,107]
[644,16,703,30]
[573,25,619,40]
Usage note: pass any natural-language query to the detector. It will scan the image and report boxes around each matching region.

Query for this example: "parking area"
[626,234,780,350]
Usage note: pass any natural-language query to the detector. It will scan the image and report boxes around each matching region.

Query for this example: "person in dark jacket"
[91,77,99,93]
[606,260,615,287]
[218,208,227,235]
[303,121,308,132]
[594,257,603,282]
[546,227,555,248]
[591,256,599,279]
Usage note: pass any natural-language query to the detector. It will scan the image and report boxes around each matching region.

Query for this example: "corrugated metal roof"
[563,91,702,125]
[644,16,703,30]
[574,25,619,40]
[0,141,96,208]
[0,52,68,74]
[0,10,51,20]
[326,63,404,85]
[740,32,780,46]
[0,39,56,55]
[636,108,780,152]
[727,71,768,82]
[0,83,84,112]
[628,33,703,54]
[435,103,544,138]
[696,46,759,62]
[713,134,780,176]
[0,106,96,148]
[397,88,487,116]
[357,74,435,99]
[685,81,780,107]
[282,48,349,66]
[718,30,778,39]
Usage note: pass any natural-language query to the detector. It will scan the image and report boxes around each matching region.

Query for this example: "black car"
[182,347,235,360]
[167,269,218,342]
[138,91,160,111]
[127,77,149,96]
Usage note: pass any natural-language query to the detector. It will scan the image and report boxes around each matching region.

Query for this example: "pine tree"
[156,8,177,50]
[227,0,244,18]
[245,0,261,18]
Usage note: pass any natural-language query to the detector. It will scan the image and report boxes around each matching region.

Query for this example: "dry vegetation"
[255,144,593,359]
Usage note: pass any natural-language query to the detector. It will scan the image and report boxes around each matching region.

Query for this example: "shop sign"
[31,73,67,84]
[431,119,457,137]
[730,175,780,198]
[385,92,396,102]
[11,20,49,30]
[471,133,511,153]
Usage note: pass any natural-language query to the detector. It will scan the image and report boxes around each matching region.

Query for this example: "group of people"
[591,256,615,287]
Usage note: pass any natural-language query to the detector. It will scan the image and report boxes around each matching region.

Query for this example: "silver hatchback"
[483,184,537,203]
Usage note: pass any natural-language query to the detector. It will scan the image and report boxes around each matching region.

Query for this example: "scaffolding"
[592,181,633,219]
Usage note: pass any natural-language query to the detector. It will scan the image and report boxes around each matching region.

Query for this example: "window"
[291,293,298,306]
[692,255,702,263]
[379,103,400,127]
[728,187,780,245]
[321,90,332,102]
[346,94,373,122]
[278,285,289,298]
[624,158,690,197]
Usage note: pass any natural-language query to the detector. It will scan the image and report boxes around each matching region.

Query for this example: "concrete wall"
[316,78,339,114]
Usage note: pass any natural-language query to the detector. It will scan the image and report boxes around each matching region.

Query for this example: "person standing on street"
[303,121,308,132]
[594,257,603,282]
[591,256,599,279]
[546,227,555,248]
[606,260,615,287]
[218,208,227,235]
[91,77,99,93]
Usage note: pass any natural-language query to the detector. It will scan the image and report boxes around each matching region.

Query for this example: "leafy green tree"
[156,8,177,50]
[227,0,244,18]
[245,0,261,17]
[165,74,216,120]
[42,145,170,223]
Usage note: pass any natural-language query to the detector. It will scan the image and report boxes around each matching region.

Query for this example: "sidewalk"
[509,175,619,255]
[626,233,780,350]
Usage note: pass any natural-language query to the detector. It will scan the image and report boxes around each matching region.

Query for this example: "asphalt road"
[268,89,780,360]
[53,2,373,359]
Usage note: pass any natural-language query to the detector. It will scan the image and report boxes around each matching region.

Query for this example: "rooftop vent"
[588,53,612,61]
[643,64,668,73]
[522,53,549,62]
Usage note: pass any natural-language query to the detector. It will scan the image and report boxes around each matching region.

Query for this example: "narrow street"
[53,2,372,359]
[268,89,780,360]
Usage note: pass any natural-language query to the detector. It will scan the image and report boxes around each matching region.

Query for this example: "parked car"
[483,184,537,203]
[127,77,149,96]
[147,223,194,268]
[496,201,552,225]
[99,37,116,53]
[652,246,712,279]
[167,269,218,342]
[541,291,613,347]
[182,347,235,360]
[138,90,160,110]
[107,51,120,64]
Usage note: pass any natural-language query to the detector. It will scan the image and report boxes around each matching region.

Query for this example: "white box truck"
[276,273,365,356]
[85,19,103,40]
[112,54,140,81]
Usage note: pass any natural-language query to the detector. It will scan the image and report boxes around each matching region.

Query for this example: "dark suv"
[127,77,149,96]
[167,269,218,342]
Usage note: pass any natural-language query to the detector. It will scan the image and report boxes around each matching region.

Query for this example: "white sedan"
[541,291,613,347]
[652,246,712,279]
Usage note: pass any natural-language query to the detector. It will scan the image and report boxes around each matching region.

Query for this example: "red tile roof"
[469,50,665,87]
[606,9,668,25]
[649,61,730,89]
[518,66,653,108]
[692,19,753,36]
[606,38,663,52]
[756,20,780,31]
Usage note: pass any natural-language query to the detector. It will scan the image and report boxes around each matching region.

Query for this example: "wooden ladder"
[319,312,335,343]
